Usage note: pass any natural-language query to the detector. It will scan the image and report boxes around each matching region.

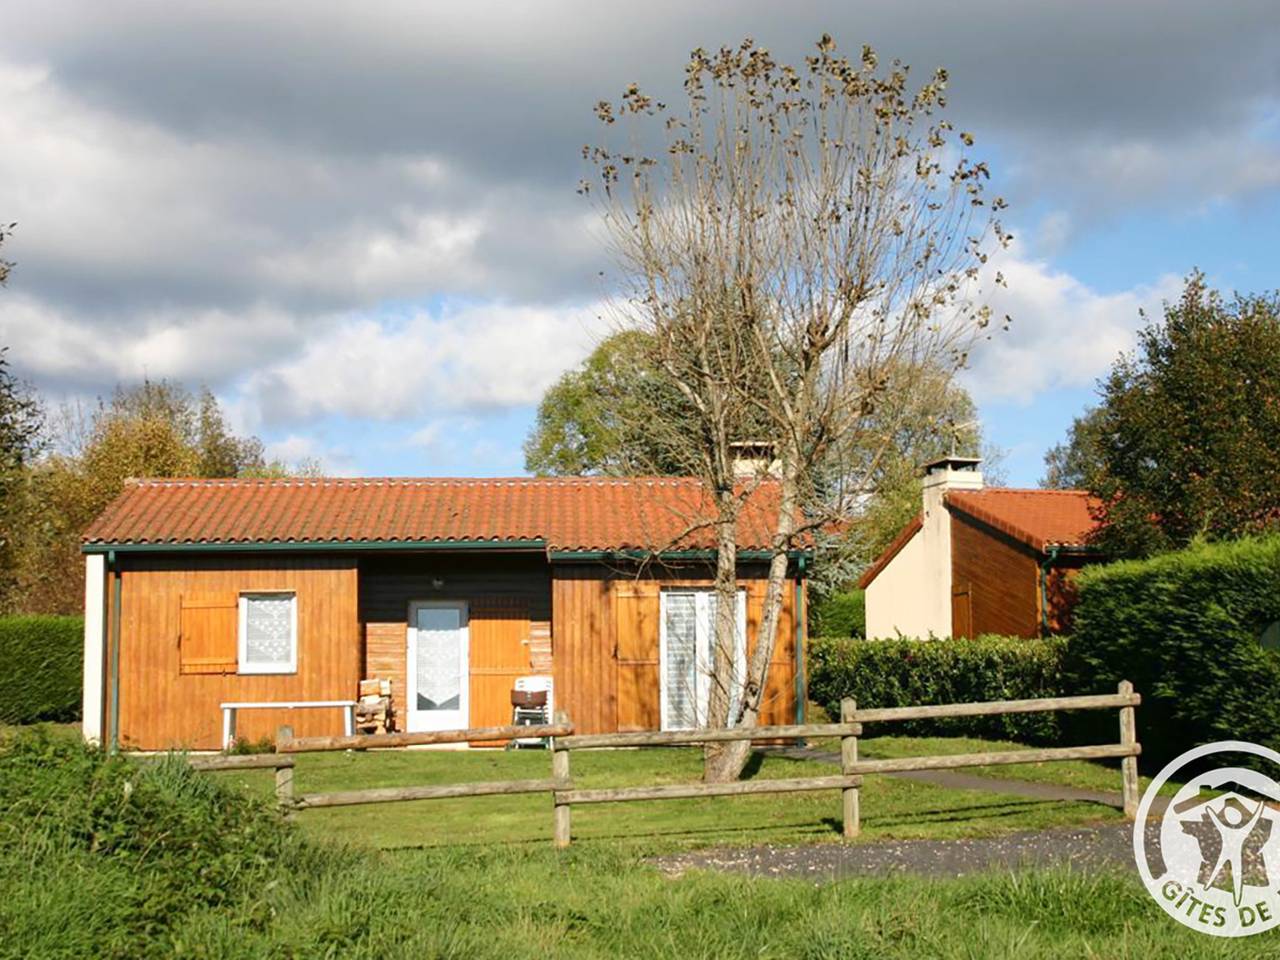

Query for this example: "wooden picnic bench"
[220,700,356,750]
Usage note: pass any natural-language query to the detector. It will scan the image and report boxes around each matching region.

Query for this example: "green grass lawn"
[6,724,1277,958]
[208,739,1127,852]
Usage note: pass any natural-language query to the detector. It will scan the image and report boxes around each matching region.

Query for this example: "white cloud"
[0,292,313,390]
[960,247,1184,403]
[264,433,357,475]
[243,300,610,425]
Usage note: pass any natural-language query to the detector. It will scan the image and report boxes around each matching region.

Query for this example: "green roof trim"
[82,539,548,555]
[81,540,813,561]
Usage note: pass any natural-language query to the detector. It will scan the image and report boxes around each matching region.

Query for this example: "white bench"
[221,700,356,750]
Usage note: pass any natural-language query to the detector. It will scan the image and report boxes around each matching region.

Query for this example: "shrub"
[809,589,865,638]
[0,726,347,958]
[807,634,1069,743]
[1066,535,1280,764]
[0,615,84,724]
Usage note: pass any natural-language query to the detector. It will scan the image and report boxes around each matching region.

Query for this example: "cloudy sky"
[2,2,1278,484]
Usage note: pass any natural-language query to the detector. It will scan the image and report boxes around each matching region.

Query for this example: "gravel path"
[653,821,1161,881]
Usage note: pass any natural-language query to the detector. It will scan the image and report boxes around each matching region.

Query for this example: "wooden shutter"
[179,594,238,675]
[615,584,660,732]
[468,597,531,730]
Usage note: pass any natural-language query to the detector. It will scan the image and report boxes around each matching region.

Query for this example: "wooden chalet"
[80,477,808,751]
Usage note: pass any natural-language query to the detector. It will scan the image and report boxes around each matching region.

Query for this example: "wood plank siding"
[110,555,359,750]
[552,563,799,735]
[359,553,552,733]
[950,513,1041,638]
[104,549,801,749]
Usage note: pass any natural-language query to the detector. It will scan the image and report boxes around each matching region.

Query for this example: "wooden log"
[556,774,863,806]
[840,698,859,839]
[846,742,1139,776]
[1118,680,1141,818]
[295,778,559,809]
[852,692,1140,724]
[275,763,295,810]
[552,710,571,848]
[555,722,861,751]
[188,754,296,771]
[280,722,574,754]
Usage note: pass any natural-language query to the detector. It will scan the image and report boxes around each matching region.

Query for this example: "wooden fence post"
[552,710,571,848]
[1118,681,1139,818]
[276,725,295,815]
[841,698,860,838]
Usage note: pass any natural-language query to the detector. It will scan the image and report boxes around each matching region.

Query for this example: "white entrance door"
[407,601,469,732]
[659,589,747,730]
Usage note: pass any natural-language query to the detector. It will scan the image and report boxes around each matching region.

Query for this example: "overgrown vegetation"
[1066,534,1280,764]
[0,726,341,957]
[808,635,1068,743]
[0,614,83,723]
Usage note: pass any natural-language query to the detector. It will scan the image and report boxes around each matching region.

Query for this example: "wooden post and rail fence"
[186,683,1143,847]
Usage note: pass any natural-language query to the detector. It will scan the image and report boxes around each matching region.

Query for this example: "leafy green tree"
[524,331,689,475]
[0,350,43,609]
[1040,406,1104,490]
[1087,273,1280,557]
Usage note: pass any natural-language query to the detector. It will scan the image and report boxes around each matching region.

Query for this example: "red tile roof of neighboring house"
[855,513,922,590]
[858,488,1102,588]
[944,488,1101,553]
[82,477,788,553]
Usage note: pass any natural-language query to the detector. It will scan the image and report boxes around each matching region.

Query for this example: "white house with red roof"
[858,457,1103,640]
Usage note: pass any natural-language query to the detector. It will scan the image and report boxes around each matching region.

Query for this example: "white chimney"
[730,441,781,479]
[919,456,983,637]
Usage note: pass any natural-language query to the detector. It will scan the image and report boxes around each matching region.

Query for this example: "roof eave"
[548,548,812,563]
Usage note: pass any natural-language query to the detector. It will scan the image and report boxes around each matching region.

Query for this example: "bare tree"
[585,36,1010,780]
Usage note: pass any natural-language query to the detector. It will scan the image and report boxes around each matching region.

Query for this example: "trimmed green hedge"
[1066,535,1280,764]
[809,589,865,638]
[0,615,84,724]
[808,634,1068,743]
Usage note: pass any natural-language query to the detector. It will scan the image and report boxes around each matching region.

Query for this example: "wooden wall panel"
[551,565,616,735]
[1043,556,1094,635]
[552,564,799,735]
[615,583,660,732]
[950,514,1041,638]
[111,555,359,751]
[469,597,531,731]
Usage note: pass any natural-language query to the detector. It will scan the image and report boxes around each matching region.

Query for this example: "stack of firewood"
[355,678,393,734]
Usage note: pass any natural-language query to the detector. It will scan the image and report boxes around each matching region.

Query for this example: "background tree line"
[0,368,312,617]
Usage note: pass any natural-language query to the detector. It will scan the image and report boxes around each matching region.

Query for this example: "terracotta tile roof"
[944,488,1102,553]
[856,513,922,589]
[82,477,786,553]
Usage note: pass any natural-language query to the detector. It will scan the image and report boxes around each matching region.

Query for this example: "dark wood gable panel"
[950,511,1041,638]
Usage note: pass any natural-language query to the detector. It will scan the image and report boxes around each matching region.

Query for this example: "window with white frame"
[659,589,747,730]
[238,592,297,674]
